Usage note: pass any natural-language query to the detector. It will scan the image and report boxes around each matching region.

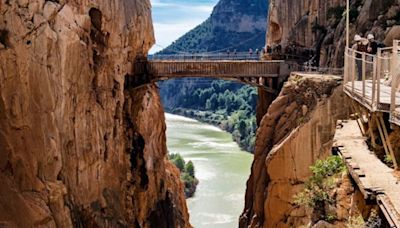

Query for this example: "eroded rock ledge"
[240,73,350,227]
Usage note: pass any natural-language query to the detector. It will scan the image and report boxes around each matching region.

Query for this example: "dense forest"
[158,0,268,152]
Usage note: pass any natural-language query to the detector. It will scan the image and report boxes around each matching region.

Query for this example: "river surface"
[165,113,253,228]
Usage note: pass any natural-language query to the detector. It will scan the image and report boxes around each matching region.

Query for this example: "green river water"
[165,113,253,228]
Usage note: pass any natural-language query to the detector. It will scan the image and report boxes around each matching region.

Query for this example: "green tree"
[185,161,195,177]
[172,154,185,172]
[238,120,247,136]
[206,94,218,110]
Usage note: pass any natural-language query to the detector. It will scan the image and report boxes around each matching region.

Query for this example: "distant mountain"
[159,0,268,54]
[159,0,269,153]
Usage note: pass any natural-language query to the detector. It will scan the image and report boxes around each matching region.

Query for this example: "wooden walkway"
[343,43,400,127]
[391,109,400,126]
[334,120,400,227]
[344,81,400,112]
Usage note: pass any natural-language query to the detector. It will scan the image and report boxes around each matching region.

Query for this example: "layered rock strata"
[0,0,189,227]
[240,73,350,227]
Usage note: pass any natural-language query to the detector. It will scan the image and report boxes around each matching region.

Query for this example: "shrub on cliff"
[169,153,199,198]
[294,156,346,223]
[169,153,185,172]
[185,161,195,178]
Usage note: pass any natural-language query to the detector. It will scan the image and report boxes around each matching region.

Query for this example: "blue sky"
[149,0,219,53]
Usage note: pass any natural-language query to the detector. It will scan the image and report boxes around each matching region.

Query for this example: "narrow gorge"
[1,0,400,227]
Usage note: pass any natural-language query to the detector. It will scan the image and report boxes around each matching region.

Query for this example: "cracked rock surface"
[240,73,349,227]
[0,0,190,227]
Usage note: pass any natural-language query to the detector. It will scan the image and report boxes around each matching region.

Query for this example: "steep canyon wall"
[267,0,400,67]
[0,0,189,227]
[241,74,350,227]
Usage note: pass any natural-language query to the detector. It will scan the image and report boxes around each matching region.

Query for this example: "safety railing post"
[390,40,399,114]
[352,50,356,95]
[362,52,366,99]
[344,49,347,83]
[372,55,377,110]
[377,49,382,106]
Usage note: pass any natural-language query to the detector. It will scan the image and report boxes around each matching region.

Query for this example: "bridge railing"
[344,48,378,110]
[300,65,343,75]
[149,52,314,62]
[390,40,400,125]
[376,47,393,107]
[149,52,262,61]
[344,40,400,125]
[147,60,284,78]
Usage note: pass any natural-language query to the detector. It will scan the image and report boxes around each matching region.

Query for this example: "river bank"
[166,108,256,153]
[165,113,253,228]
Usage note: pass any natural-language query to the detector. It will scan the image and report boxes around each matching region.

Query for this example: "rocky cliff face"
[266,0,400,67]
[211,0,267,33]
[240,74,349,227]
[267,0,343,49]
[0,0,189,227]
[160,0,268,53]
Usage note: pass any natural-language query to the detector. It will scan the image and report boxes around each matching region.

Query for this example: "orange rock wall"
[240,74,349,227]
[0,0,190,227]
[267,0,343,48]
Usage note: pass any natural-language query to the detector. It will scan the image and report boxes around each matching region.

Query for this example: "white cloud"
[152,1,214,13]
[151,0,174,7]
[149,0,217,54]
[149,20,204,53]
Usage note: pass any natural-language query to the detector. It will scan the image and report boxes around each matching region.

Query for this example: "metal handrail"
[344,47,378,110]
[149,52,312,62]
[344,40,400,126]
[390,40,400,124]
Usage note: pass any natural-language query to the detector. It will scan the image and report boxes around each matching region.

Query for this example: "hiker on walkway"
[352,35,368,80]
[367,34,378,55]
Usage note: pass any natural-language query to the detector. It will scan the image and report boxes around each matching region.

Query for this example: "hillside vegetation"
[160,79,257,152]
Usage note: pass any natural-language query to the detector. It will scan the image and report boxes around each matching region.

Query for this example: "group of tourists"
[352,34,382,80]
[352,34,379,56]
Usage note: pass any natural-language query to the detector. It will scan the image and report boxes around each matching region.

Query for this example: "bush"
[347,215,365,228]
[384,155,394,168]
[185,161,195,177]
[168,153,199,198]
[170,153,185,171]
[294,156,346,220]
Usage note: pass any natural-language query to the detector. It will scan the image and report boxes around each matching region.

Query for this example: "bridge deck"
[147,60,285,78]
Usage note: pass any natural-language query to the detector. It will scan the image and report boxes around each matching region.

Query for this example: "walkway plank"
[334,120,400,226]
